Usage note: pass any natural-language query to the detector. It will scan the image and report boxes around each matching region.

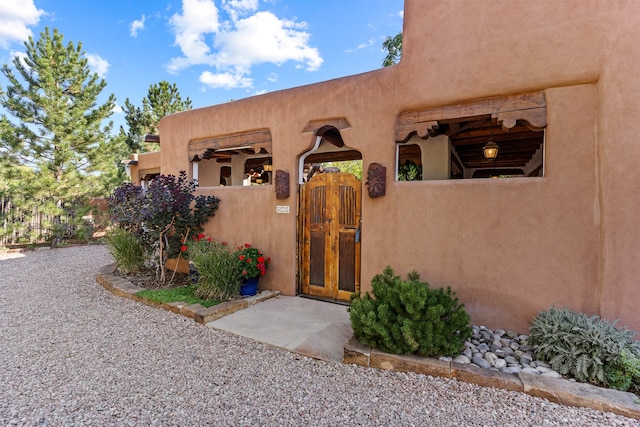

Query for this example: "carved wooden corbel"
[275,170,290,199]
[366,163,386,198]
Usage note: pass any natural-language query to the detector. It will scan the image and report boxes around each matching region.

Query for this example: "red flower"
[258,256,265,263]
[246,258,252,264]
[198,233,205,239]
[242,270,248,276]
[222,241,228,246]
[238,255,245,261]
[207,237,213,242]
[244,243,251,248]
[180,245,188,252]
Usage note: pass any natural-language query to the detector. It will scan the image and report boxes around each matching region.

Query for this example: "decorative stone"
[484,352,499,366]
[521,367,541,375]
[506,330,518,339]
[493,359,507,370]
[453,355,470,364]
[505,356,519,365]
[501,366,522,374]
[472,355,491,369]
[477,343,489,352]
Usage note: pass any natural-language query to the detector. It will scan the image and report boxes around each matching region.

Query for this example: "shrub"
[349,267,472,357]
[529,307,640,388]
[606,349,640,393]
[107,171,221,283]
[107,183,145,234]
[189,239,242,300]
[106,228,147,274]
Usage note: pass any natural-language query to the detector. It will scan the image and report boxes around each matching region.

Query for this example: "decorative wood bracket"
[275,170,290,199]
[395,92,547,142]
[366,163,386,198]
[189,128,272,161]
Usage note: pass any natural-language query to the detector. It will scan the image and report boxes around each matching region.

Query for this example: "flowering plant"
[235,244,270,278]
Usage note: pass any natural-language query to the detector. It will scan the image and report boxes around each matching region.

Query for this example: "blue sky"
[0,0,403,131]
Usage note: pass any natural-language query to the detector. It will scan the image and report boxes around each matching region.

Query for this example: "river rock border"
[343,337,640,420]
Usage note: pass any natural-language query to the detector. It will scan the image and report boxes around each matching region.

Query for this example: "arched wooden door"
[300,173,361,301]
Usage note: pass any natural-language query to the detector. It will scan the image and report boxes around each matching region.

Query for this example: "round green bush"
[349,267,472,357]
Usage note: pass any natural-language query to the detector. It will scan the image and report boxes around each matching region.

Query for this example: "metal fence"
[0,197,81,246]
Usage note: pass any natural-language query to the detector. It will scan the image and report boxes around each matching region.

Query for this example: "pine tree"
[120,81,192,152]
[382,32,402,67]
[0,28,118,244]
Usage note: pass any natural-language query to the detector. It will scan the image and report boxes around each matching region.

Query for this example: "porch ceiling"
[400,118,544,170]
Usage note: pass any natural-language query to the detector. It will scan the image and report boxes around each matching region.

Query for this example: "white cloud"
[398,10,404,19]
[199,70,252,89]
[112,102,124,114]
[167,0,220,72]
[215,11,322,71]
[130,15,146,38]
[222,0,258,21]
[346,37,376,53]
[10,50,29,68]
[266,72,278,83]
[0,0,44,49]
[167,0,323,88]
[85,53,110,78]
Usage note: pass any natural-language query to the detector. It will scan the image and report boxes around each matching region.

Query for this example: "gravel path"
[1,245,638,426]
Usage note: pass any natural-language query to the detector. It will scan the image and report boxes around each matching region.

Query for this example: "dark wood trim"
[395,92,546,143]
[189,128,272,161]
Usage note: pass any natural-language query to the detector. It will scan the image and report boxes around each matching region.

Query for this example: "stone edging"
[343,337,640,420]
[96,264,280,324]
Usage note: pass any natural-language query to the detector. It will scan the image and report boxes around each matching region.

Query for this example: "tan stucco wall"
[129,151,161,185]
[157,0,640,333]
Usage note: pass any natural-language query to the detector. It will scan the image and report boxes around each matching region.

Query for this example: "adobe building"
[139,0,640,334]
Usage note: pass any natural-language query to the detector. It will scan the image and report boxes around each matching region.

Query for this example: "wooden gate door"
[301,173,361,301]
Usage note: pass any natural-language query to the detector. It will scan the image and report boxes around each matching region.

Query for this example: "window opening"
[395,92,546,180]
[189,129,272,187]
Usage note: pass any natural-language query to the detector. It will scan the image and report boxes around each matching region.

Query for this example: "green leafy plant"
[235,244,270,279]
[189,237,243,300]
[136,284,220,308]
[349,266,472,357]
[606,349,640,393]
[105,228,147,274]
[529,307,640,388]
[397,160,422,181]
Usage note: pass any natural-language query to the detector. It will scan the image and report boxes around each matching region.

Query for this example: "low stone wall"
[343,337,640,420]
[96,264,279,324]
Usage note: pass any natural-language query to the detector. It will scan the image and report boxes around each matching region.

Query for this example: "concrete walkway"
[206,296,353,363]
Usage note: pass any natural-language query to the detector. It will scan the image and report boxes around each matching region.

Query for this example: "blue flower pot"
[240,276,259,296]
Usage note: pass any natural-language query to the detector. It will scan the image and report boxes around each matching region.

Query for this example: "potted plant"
[234,243,270,296]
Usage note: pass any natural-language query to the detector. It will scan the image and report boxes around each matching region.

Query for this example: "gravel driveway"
[1,245,638,426]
